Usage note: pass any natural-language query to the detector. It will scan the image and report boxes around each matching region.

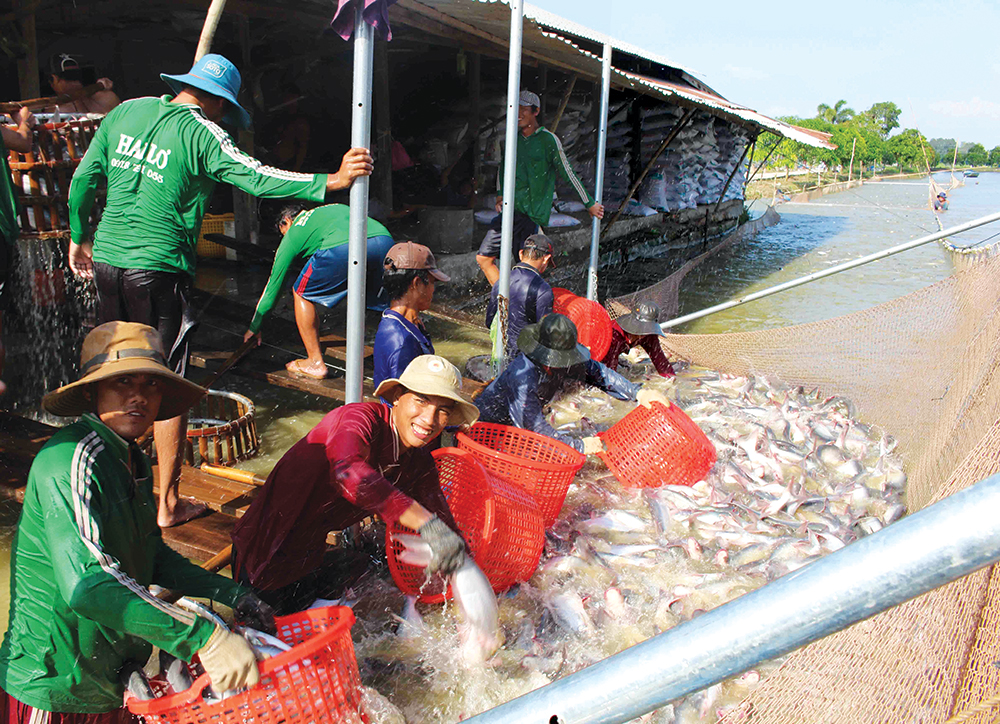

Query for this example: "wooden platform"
[320,332,373,363]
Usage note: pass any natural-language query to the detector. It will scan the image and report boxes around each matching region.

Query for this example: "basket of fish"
[551,287,614,361]
[386,447,546,602]
[457,422,585,527]
[127,606,366,724]
[599,400,717,488]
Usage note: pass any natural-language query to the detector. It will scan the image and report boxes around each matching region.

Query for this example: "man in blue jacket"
[373,242,449,393]
[475,313,669,454]
[486,233,555,363]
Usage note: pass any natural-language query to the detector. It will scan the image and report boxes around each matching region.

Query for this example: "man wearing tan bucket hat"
[0,322,276,722]
[232,354,479,613]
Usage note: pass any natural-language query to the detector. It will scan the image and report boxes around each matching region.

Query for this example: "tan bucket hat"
[42,322,206,420]
[374,355,479,427]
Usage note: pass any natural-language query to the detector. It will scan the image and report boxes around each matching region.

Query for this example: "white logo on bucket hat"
[203,60,226,78]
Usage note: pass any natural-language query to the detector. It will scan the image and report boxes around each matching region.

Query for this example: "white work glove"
[197,626,260,691]
[637,388,671,410]
[582,436,605,455]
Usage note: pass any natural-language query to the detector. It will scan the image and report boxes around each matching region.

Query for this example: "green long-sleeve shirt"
[500,126,596,227]
[0,413,247,713]
[69,95,327,277]
[0,131,18,246]
[248,204,390,333]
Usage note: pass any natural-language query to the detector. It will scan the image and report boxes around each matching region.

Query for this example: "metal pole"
[467,472,1000,724]
[492,0,524,372]
[586,43,611,301]
[345,5,375,402]
[661,210,1000,329]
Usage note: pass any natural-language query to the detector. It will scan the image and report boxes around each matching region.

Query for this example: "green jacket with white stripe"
[0,414,247,713]
[499,126,596,228]
[68,95,327,278]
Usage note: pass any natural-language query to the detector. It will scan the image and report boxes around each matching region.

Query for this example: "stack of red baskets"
[386,447,545,602]
[598,401,716,488]
[127,607,366,724]
[457,422,585,527]
[551,287,614,362]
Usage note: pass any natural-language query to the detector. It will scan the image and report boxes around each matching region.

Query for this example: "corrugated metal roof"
[395,0,835,148]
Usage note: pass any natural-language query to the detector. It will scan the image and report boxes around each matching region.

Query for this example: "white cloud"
[724,64,769,82]
[928,97,1000,120]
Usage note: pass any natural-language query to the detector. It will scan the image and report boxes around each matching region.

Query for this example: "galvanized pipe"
[492,0,524,371]
[586,42,612,301]
[344,6,375,403]
[467,472,1000,724]
[662,210,1000,329]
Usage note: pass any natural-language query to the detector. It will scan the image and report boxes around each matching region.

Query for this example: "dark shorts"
[293,234,394,310]
[477,212,540,258]
[0,689,139,724]
[94,263,194,377]
[0,241,11,313]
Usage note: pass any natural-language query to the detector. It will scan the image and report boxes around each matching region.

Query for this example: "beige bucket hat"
[42,322,206,420]
[374,355,479,426]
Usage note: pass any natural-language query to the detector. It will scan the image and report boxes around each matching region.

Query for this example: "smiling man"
[0,322,274,723]
[231,355,480,614]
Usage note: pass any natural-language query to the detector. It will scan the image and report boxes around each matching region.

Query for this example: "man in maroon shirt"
[603,301,675,378]
[231,355,479,613]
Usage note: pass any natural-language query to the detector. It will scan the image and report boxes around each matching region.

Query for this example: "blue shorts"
[294,234,394,309]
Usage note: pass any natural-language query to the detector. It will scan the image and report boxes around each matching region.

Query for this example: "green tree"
[886,129,937,171]
[864,101,901,138]
[929,138,958,163]
[964,143,988,166]
[816,100,855,124]
[989,146,1000,167]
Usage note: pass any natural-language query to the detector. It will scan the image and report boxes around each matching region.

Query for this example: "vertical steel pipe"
[492,0,524,371]
[345,5,375,403]
[466,473,1000,724]
[586,42,612,301]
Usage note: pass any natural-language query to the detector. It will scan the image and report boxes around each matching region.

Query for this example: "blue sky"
[531,0,1000,148]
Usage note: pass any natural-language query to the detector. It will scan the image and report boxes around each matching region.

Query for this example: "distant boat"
[964,171,980,178]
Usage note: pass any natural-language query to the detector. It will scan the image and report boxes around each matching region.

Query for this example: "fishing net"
[605,217,1000,722]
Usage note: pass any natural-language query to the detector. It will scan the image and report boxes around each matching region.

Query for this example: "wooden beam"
[550,74,577,132]
[233,14,259,247]
[13,0,40,100]
[713,141,752,214]
[604,107,696,233]
[469,51,482,186]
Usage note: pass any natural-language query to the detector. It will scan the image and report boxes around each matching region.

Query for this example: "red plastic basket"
[386,447,545,603]
[551,287,614,361]
[598,401,717,488]
[457,422,585,527]
[128,607,366,724]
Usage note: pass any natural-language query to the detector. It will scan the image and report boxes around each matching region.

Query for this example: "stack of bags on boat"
[596,99,635,208]
[554,93,597,201]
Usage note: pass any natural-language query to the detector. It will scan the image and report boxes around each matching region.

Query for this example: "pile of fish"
[347,355,908,723]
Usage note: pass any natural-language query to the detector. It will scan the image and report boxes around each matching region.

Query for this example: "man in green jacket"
[244,203,394,380]
[0,321,275,722]
[475,90,604,285]
[66,53,372,527]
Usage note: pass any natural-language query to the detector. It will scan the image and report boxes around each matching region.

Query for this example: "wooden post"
[713,141,752,214]
[374,39,393,211]
[549,74,576,132]
[603,107,696,233]
[469,51,482,190]
[847,137,856,183]
[13,0,39,99]
[538,65,548,118]
[195,0,229,61]
[233,14,259,247]
[746,137,783,185]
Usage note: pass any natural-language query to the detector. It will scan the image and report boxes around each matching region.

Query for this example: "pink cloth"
[330,0,397,41]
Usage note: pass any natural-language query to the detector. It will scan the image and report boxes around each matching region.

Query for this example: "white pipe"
[492,0,524,372]
[662,210,1000,329]
[466,472,1000,723]
[345,6,375,402]
[586,42,611,301]
[195,0,228,61]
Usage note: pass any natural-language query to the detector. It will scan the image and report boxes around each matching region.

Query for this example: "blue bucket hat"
[161,54,251,129]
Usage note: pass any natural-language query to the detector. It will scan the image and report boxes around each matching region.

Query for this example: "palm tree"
[816,100,855,124]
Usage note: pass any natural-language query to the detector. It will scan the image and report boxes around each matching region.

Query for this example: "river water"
[1,171,997,687]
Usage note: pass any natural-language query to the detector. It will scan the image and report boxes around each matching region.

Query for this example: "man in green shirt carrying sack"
[0,321,275,723]
[66,53,373,527]
[475,90,604,285]
[243,203,394,379]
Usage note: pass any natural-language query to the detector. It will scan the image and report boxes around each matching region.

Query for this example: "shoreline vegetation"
[746,167,994,202]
